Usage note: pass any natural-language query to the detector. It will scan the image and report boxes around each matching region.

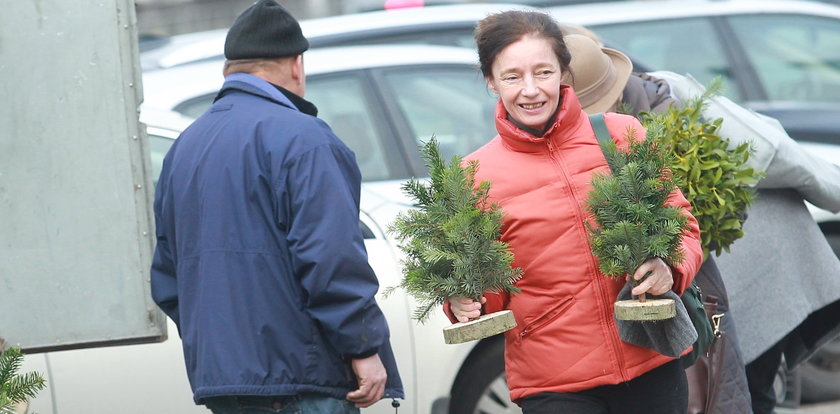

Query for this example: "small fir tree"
[586,119,689,290]
[0,347,46,414]
[388,138,522,322]
[638,80,761,257]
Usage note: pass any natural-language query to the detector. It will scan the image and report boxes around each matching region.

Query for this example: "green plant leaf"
[638,81,764,257]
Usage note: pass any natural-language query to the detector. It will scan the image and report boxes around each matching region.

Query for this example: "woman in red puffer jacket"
[445,11,703,414]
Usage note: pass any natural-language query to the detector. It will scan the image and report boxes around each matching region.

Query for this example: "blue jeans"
[204,394,360,414]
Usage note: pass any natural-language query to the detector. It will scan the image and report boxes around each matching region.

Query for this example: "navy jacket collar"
[214,73,318,117]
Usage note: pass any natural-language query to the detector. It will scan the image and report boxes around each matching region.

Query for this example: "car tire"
[800,333,840,403]
[449,337,522,414]
[776,355,802,408]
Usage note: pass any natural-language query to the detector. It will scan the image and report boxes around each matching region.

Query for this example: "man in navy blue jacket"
[150,1,403,412]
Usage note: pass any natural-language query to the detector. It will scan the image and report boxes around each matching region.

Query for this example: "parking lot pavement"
[779,400,840,414]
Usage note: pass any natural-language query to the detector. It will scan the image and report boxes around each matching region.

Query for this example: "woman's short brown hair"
[474,10,572,79]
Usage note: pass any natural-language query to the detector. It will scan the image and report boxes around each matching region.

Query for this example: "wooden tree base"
[614,298,676,321]
[443,310,516,344]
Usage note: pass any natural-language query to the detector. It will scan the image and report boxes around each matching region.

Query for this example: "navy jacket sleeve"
[277,127,388,358]
[150,160,180,328]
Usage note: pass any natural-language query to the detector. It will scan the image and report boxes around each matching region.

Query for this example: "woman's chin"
[515,114,549,131]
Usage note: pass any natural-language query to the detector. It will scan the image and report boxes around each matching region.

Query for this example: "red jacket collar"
[494,84,586,153]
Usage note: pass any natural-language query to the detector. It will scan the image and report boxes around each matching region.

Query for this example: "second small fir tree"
[586,119,689,305]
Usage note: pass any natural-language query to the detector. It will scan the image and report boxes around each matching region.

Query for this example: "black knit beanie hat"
[224,0,309,60]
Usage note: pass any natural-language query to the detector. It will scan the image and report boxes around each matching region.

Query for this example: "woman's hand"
[629,257,674,296]
[447,296,487,323]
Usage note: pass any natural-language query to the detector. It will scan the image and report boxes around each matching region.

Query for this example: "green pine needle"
[388,137,523,323]
[0,348,47,412]
[586,119,689,280]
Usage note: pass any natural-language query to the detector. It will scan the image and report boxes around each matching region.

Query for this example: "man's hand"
[447,296,487,323]
[630,257,674,296]
[346,353,387,408]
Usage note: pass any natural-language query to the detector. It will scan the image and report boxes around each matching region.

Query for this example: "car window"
[727,14,840,103]
[381,67,497,163]
[591,18,740,101]
[306,73,393,181]
[167,75,395,182]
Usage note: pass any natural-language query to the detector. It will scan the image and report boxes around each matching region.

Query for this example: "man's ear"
[291,54,304,84]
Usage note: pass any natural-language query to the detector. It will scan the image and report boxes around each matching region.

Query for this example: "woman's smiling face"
[487,34,563,132]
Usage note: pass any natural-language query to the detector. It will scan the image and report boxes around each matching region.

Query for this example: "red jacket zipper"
[545,135,631,383]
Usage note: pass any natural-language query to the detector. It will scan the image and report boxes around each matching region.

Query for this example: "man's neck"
[268,82,318,117]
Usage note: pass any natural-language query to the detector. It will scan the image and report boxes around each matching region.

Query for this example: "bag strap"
[588,113,613,147]
[588,113,614,175]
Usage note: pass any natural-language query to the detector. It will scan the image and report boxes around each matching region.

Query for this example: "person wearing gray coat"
[652,70,840,414]
[565,33,840,414]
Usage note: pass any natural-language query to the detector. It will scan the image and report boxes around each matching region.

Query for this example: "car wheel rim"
[474,374,522,414]
[774,361,789,404]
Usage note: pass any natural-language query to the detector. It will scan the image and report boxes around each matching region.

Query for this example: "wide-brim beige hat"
[564,34,633,114]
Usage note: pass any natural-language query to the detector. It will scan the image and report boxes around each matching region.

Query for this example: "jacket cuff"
[442,301,459,324]
[345,347,379,360]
